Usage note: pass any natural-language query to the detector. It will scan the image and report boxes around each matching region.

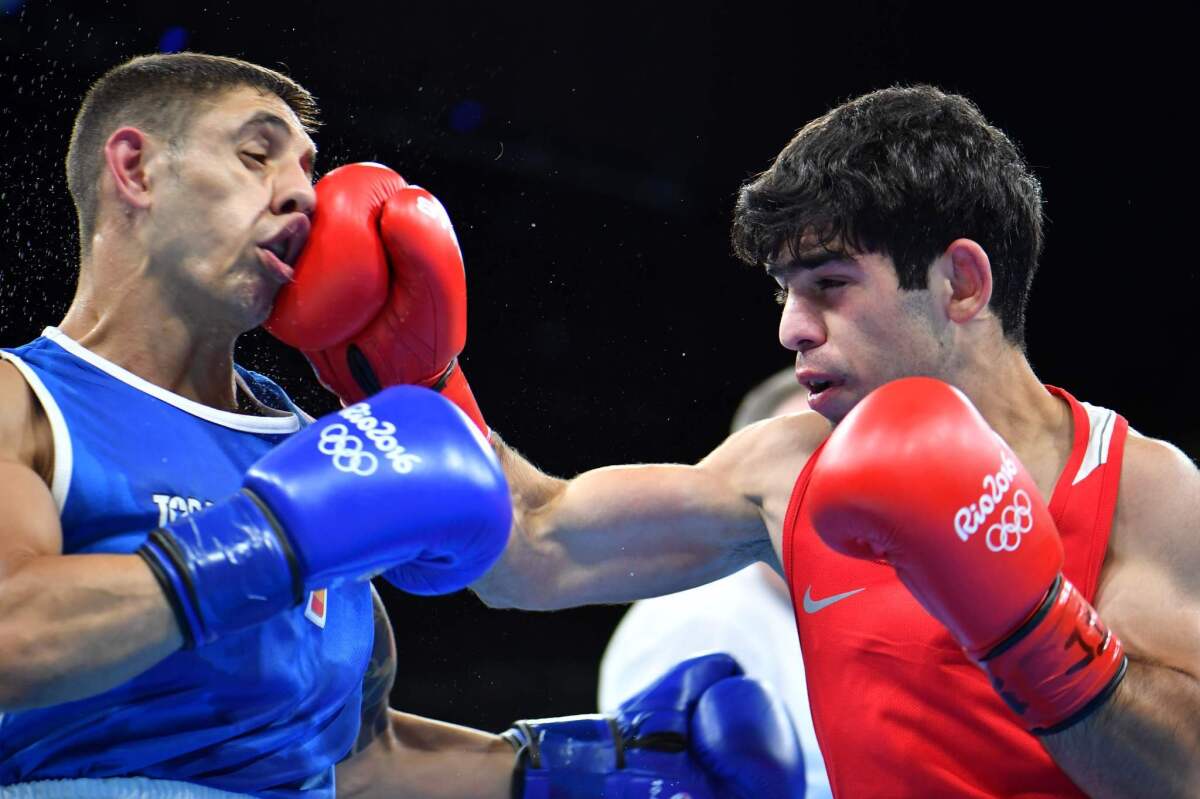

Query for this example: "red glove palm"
[806,377,1125,732]
[266,162,488,436]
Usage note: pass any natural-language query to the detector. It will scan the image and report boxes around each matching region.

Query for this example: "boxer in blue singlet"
[0,53,806,798]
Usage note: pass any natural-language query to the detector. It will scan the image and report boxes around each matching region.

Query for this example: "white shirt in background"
[598,564,831,799]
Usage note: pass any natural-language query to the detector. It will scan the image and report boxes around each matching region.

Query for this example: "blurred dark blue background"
[1,1,1193,731]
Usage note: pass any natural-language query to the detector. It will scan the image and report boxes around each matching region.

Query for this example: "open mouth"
[257,246,295,283]
[258,216,310,276]
[263,240,290,262]
[807,379,835,397]
[799,375,842,399]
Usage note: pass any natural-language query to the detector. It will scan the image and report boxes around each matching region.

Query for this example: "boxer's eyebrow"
[765,250,850,278]
[237,111,294,140]
[237,111,318,177]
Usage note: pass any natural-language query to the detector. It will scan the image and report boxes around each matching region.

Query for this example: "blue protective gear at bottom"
[505,652,807,798]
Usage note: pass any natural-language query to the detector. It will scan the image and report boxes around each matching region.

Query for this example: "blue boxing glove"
[503,653,806,799]
[137,385,511,647]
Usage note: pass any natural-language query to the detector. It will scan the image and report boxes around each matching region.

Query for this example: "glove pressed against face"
[266,162,488,435]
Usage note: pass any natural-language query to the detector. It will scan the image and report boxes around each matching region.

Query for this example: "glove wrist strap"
[975,574,1127,733]
[136,491,300,647]
[502,716,624,799]
[425,359,489,439]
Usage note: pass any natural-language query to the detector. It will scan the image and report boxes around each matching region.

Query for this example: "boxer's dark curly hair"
[66,52,320,256]
[731,85,1044,346]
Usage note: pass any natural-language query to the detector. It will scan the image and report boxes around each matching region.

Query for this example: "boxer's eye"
[242,152,268,167]
[816,278,847,291]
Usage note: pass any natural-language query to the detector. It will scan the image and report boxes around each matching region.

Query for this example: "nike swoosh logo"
[802,585,865,614]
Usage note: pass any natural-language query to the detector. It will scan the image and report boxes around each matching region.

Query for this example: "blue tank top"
[0,328,373,798]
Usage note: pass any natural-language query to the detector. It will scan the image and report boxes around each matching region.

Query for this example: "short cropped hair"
[730,367,807,433]
[66,52,319,254]
[731,85,1044,345]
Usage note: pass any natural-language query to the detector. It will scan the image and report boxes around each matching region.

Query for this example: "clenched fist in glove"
[266,162,488,436]
[806,377,1126,733]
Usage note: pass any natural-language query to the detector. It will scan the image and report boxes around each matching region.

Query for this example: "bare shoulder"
[1109,431,1199,570]
[700,410,830,531]
[702,410,829,486]
[0,358,49,475]
[1097,430,1200,669]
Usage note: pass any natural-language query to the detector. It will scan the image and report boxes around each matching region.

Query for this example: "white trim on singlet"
[0,777,253,797]
[1073,401,1118,486]
[0,350,74,512]
[41,327,300,435]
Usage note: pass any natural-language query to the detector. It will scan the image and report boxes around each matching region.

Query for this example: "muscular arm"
[472,416,819,611]
[337,588,515,799]
[1043,435,1200,797]
[0,362,182,710]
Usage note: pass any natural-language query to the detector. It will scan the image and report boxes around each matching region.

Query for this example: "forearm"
[0,553,181,709]
[338,710,515,799]
[476,436,761,609]
[1043,659,1200,797]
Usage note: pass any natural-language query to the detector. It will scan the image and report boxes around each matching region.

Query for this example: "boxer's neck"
[944,339,1072,493]
[59,254,243,413]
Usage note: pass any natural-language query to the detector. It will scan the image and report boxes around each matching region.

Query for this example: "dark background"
[1,1,1194,732]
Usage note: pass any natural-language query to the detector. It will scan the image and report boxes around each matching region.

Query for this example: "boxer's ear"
[938,238,993,325]
[103,126,155,211]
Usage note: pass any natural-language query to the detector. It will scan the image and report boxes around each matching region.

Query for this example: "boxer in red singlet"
[471,86,1200,796]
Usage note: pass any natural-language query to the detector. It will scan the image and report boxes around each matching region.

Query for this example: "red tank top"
[782,386,1128,797]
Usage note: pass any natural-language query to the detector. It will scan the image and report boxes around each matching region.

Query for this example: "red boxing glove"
[265,162,489,436]
[806,377,1126,733]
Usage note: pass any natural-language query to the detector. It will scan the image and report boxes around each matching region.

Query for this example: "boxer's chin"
[808,383,857,424]
[231,275,284,332]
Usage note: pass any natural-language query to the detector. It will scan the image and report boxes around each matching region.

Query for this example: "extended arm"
[259,163,811,611]
[1042,436,1200,797]
[472,417,815,610]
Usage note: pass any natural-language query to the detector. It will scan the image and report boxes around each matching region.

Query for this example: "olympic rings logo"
[316,401,424,476]
[954,449,1020,543]
[317,424,379,477]
[985,489,1034,552]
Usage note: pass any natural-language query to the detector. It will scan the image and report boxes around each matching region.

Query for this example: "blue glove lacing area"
[504,714,700,799]
[137,490,301,647]
[499,654,808,799]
